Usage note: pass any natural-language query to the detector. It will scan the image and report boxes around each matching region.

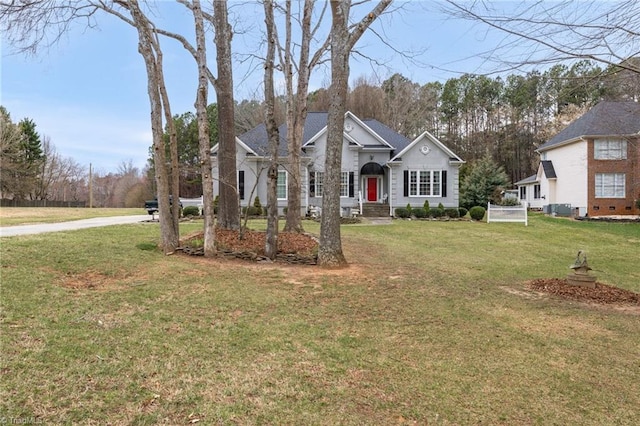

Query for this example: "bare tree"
[100,0,181,252]
[189,0,216,256]
[263,0,280,259]
[318,0,392,267]
[213,0,240,230]
[274,0,330,233]
[2,0,181,251]
[440,0,640,75]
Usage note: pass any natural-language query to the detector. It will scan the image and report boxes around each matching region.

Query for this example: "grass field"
[1,213,639,424]
[0,207,144,227]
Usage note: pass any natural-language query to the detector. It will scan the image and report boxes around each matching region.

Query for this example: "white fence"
[180,196,204,215]
[487,201,528,226]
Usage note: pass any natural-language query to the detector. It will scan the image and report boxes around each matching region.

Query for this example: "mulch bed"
[527,278,640,305]
[178,227,318,264]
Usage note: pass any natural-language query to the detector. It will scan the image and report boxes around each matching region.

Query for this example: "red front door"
[367,177,377,201]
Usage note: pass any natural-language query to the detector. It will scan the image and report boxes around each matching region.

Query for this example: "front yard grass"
[0,214,638,424]
[0,207,144,227]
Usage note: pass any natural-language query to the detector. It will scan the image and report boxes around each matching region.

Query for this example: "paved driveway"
[0,215,152,237]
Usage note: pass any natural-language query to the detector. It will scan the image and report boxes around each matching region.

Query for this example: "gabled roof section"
[303,111,398,148]
[229,111,413,155]
[514,174,538,186]
[538,101,640,152]
[389,130,464,164]
[362,119,411,152]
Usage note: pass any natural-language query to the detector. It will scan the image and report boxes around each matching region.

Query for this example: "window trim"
[277,170,288,200]
[534,184,541,200]
[594,139,627,160]
[408,170,442,197]
[595,173,625,198]
[310,171,352,198]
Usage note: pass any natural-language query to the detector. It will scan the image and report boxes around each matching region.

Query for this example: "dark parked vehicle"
[144,197,182,216]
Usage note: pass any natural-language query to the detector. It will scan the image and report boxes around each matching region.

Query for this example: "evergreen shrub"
[182,206,200,217]
[469,206,486,221]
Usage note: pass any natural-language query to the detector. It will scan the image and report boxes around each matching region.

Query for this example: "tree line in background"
[5,56,635,209]
[1,106,154,207]
[167,57,639,197]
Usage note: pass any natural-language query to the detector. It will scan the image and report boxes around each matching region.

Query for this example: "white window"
[595,173,625,198]
[409,170,442,197]
[534,184,541,199]
[310,171,349,197]
[310,171,323,197]
[594,139,627,160]
[520,186,527,200]
[340,172,349,197]
[277,171,287,199]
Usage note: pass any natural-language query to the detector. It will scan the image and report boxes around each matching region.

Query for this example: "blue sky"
[1,1,513,173]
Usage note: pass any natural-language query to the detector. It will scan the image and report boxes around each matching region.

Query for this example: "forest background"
[3,57,638,206]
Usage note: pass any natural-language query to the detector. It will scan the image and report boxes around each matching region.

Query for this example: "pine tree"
[460,154,510,210]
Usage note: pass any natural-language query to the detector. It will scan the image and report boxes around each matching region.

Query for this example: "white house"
[211,111,465,217]
[516,101,640,217]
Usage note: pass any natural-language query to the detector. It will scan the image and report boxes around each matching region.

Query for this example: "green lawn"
[0,207,144,227]
[1,214,638,424]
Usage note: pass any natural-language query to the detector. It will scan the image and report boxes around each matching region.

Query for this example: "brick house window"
[594,139,627,160]
[595,173,625,198]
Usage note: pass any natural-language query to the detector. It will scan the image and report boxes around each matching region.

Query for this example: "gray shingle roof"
[538,101,640,151]
[514,174,537,185]
[541,160,557,179]
[362,119,411,154]
[235,112,411,156]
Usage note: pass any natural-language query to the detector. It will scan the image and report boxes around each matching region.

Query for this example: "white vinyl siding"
[595,173,625,198]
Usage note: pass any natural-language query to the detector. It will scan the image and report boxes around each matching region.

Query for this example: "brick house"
[515,101,640,217]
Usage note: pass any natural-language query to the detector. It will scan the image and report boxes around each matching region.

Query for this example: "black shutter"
[403,170,409,197]
[442,170,447,197]
[309,172,315,198]
[239,170,245,200]
[349,172,354,198]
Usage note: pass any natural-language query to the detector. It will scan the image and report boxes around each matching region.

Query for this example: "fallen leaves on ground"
[182,227,318,256]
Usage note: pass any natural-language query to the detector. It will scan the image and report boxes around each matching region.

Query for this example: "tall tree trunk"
[318,1,350,267]
[213,0,239,230]
[127,0,179,253]
[318,0,391,267]
[283,0,317,234]
[263,0,279,259]
[156,41,180,237]
[192,0,216,256]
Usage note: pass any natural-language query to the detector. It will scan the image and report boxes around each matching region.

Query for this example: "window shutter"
[403,170,409,197]
[349,172,354,198]
[239,170,245,200]
[442,170,447,197]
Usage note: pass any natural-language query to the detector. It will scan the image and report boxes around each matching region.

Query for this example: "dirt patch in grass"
[57,270,132,291]
[525,278,640,312]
